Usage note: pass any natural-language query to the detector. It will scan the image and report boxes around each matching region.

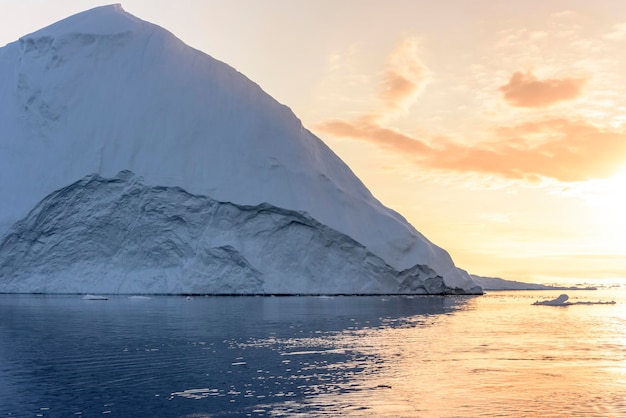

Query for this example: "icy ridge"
[0,172,480,295]
[0,5,477,292]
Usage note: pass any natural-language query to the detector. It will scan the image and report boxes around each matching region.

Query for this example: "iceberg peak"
[21,4,147,39]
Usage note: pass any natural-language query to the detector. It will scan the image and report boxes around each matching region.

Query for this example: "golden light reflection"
[280,292,626,417]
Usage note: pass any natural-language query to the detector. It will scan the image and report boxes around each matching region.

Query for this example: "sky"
[2,0,626,284]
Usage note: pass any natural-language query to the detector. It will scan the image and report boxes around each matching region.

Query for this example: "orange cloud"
[318,117,430,154]
[317,40,623,182]
[378,38,428,116]
[318,117,626,182]
[499,71,587,108]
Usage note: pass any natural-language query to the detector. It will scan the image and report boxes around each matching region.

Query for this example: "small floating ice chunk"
[170,388,220,400]
[81,294,108,300]
[533,294,570,306]
[533,293,616,306]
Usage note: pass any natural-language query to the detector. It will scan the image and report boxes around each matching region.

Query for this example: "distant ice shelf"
[470,275,596,291]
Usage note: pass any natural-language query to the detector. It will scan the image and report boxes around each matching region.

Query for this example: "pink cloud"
[377,38,429,118]
[318,117,626,182]
[499,71,587,108]
[317,41,623,183]
[317,117,430,154]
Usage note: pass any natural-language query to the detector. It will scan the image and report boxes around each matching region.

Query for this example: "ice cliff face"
[0,4,480,294]
[0,172,471,294]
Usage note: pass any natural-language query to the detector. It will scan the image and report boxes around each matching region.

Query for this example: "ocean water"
[0,287,625,417]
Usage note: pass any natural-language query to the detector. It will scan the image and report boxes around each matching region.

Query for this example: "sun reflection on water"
[1,292,625,417]
[242,291,626,417]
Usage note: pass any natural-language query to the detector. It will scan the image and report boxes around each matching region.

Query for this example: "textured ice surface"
[0,172,479,295]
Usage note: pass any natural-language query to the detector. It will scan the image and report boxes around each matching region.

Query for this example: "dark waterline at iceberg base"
[1,290,626,417]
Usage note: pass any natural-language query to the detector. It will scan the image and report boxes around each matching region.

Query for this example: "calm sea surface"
[1,288,625,417]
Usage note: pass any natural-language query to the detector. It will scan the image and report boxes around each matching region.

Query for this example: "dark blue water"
[0,295,466,417]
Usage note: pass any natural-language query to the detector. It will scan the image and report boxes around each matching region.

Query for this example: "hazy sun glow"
[583,168,626,249]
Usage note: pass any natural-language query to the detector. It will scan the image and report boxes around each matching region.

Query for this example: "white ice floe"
[532,294,615,306]
[81,294,108,301]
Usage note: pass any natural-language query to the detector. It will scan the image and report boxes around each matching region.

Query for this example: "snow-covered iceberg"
[0,5,480,294]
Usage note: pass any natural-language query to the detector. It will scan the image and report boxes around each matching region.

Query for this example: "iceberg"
[532,294,571,306]
[0,5,480,294]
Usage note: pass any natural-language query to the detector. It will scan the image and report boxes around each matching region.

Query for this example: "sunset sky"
[2,1,626,284]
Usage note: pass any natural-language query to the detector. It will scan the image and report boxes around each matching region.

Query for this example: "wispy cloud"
[439,119,626,181]
[498,71,587,108]
[551,10,578,19]
[377,38,429,118]
[318,116,626,182]
[604,22,626,40]
[318,117,430,153]
[317,39,626,183]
